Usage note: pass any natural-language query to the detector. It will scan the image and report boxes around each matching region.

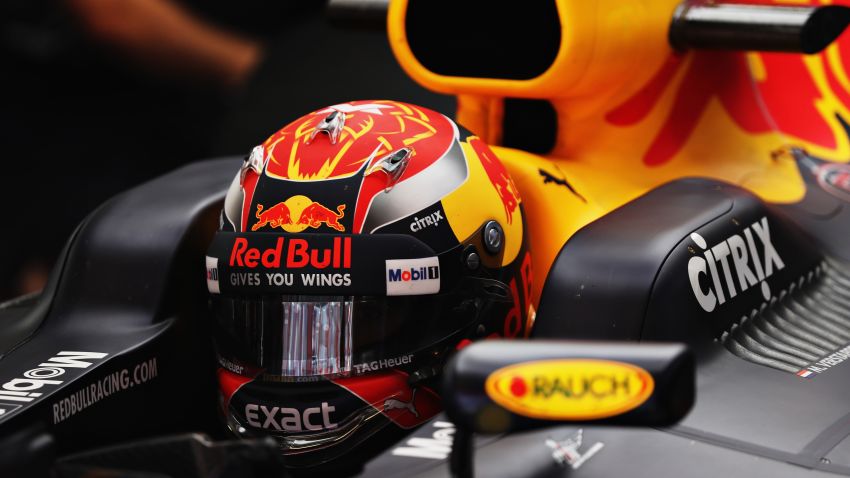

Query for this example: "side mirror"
[669,2,850,54]
[442,340,695,477]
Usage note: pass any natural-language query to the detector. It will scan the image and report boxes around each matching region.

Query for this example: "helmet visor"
[213,295,354,378]
[211,284,501,381]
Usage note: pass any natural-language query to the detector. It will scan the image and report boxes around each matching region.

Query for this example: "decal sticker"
[409,210,444,232]
[228,236,352,289]
[688,216,785,313]
[0,351,109,417]
[252,195,345,232]
[546,429,604,470]
[218,357,246,376]
[206,256,220,294]
[244,402,337,432]
[469,137,521,224]
[384,388,419,418]
[386,257,440,296]
[485,359,654,421]
[53,357,158,424]
[796,344,850,379]
[391,421,455,460]
[539,168,586,203]
[353,354,413,375]
[816,162,850,202]
[372,202,457,254]
[334,371,440,429]
[229,237,351,269]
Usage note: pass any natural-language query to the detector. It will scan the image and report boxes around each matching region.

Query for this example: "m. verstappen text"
[230,237,351,269]
[53,357,158,424]
[800,344,850,376]
[688,216,785,312]
[245,402,337,432]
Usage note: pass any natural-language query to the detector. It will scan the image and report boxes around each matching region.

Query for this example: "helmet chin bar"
[225,398,385,461]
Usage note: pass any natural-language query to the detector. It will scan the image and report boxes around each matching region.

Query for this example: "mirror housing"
[442,340,695,477]
[443,340,695,434]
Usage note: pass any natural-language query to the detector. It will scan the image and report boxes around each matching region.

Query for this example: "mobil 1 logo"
[0,351,109,423]
[386,257,440,296]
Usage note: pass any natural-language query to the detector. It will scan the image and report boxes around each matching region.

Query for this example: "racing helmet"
[205,100,533,469]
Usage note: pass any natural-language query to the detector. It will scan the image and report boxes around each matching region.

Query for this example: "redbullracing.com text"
[52,357,158,424]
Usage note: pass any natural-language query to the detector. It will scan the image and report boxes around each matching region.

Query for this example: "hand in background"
[66,0,263,88]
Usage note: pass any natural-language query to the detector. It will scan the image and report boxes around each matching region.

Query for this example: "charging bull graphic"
[251,203,292,231]
[297,202,346,231]
[252,195,346,233]
[469,136,521,225]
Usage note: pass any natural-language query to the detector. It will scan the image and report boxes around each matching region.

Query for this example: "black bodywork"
[2,153,850,477]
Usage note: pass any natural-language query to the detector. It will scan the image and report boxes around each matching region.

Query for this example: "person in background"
[0,0,451,301]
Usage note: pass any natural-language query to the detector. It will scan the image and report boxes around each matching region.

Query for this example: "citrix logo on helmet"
[687,216,785,312]
[409,210,444,232]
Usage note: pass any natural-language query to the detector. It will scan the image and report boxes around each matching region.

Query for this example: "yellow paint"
[485,359,654,421]
[441,141,523,266]
[387,0,850,301]
[747,53,767,82]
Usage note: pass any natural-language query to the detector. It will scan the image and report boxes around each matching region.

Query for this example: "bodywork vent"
[720,258,850,376]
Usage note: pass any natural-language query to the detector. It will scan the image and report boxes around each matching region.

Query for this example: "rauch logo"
[485,359,654,421]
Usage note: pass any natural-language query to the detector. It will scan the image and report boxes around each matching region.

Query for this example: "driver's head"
[205,100,533,469]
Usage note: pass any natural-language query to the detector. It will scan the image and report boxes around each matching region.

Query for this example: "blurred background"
[0,0,453,301]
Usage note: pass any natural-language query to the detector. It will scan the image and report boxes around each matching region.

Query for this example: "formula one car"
[5,1,850,477]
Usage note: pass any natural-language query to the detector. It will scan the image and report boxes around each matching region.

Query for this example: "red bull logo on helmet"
[230,237,352,270]
[252,195,345,233]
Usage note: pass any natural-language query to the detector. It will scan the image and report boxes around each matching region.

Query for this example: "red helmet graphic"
[206,100,532,470]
